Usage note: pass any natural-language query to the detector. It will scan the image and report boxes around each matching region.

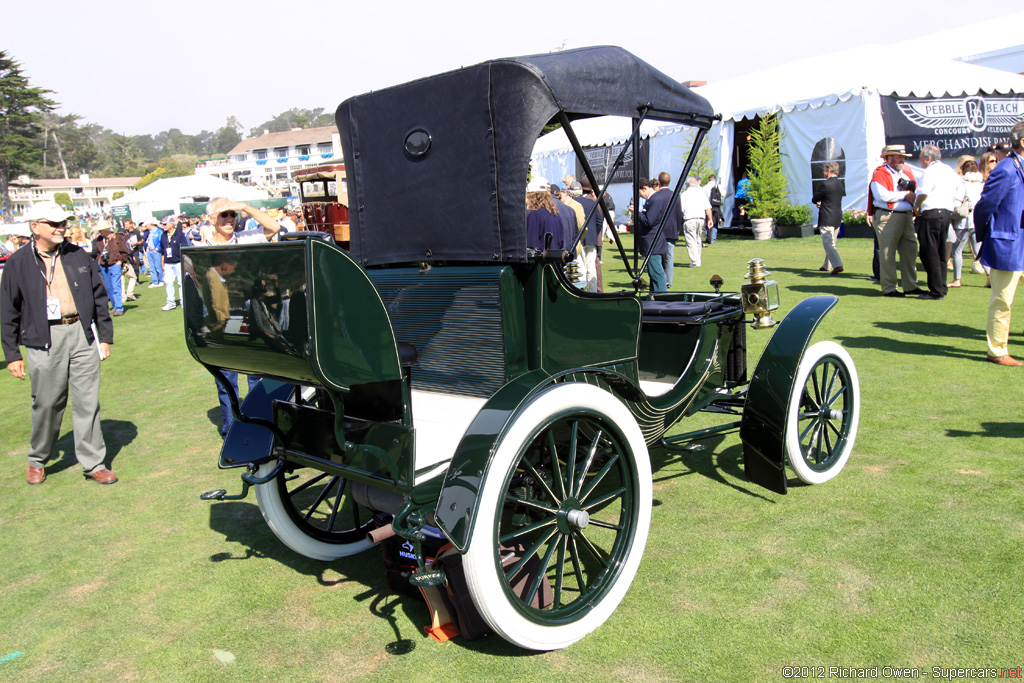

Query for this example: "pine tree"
[745,113,788,220]
[0,51,57,222]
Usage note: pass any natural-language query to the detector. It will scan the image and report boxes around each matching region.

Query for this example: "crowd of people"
[860,126,1024,366]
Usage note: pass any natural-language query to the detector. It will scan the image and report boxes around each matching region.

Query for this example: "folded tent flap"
[182,237,404,396]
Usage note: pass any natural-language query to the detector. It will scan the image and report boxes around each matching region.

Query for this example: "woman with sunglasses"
[980,152,998,182]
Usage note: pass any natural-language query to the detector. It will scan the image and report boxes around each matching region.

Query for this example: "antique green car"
[182,46,859,651]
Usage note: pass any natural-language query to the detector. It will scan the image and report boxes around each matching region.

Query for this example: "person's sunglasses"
[219,211,237,218]
[41,220,67,228]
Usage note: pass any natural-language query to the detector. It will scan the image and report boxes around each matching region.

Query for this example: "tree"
[53,191,73,210]
[0,51,57,221]
[248,107,334,137]
[675,129,717,185]
[101,133,143,177]
[745,114,788,220]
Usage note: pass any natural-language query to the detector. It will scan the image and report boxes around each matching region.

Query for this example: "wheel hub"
[556,497,589,533]
[566,509,590,529]
[828,408,843,421]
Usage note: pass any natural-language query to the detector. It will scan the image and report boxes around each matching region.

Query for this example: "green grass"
[1,236,1022,682]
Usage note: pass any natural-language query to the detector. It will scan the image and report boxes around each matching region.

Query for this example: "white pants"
[820,225,842,269]
[583,245,598,292]
[683,218,703,267]
[164,263,182,305]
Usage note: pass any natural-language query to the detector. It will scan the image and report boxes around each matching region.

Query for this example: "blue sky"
[3,0,1019,136]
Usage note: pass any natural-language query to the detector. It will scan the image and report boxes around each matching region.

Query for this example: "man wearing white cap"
[0,201,117,485]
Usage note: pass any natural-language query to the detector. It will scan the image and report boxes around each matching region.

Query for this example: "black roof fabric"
[335,46,714,267]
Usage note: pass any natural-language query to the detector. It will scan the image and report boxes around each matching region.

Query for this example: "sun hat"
[25,201,71,223]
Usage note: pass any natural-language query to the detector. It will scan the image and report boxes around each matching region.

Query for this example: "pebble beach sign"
[882,94,1024,155]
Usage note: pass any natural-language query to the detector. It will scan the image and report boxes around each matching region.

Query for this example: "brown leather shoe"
[986,355,1023,367]
[85,468,118,484]
[27,466,46,485]
[830,267,845,275]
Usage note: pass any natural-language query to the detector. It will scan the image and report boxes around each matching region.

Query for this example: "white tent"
[531,43,1024,228]
[110,175,268,222]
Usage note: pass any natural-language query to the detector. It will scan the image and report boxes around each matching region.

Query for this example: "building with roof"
[194,126,343,196]
[9,174,142,217]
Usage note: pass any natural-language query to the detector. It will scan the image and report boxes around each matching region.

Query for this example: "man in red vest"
[869,144,922,297]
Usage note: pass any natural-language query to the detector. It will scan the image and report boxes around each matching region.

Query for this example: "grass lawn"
[1,235,1021,682]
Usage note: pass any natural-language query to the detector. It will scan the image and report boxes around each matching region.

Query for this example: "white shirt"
[918,161,964,212]
[871,165,916,212]
[680,186,711,220]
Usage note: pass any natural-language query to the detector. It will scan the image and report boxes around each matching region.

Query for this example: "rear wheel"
[254,461,375,560]
[463,383,651,650]
[785,341,859,484]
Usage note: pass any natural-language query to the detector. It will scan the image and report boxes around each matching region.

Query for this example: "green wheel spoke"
[566,420,579,498]
[499,514,557,545]
[572,429,605,497]
[302,476,336,522]
[504,494,558,516]
[823,364,840,404]
[524,536,560,606]
[825,383,847,407]
[553,535,566,608]
[519,458,561,506]
[325,478,347,531]
[288,471,330,498]
[810,371,822,406]
[568,534,586,593]
[547,431,567,501]
[586,518,623,531]
[582,486,625,511]
[800,416,821,441]
[826,414,845,438]
[578,453,620,504]
[574,529,611,569]
[505,527,559,585]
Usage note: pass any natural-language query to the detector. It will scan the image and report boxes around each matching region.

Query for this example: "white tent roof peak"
[109,175,267,208]
[698,43,1024,122]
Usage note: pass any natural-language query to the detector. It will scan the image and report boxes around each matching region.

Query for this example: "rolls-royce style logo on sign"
[895,96,1020,133]
[882,94,1024,155]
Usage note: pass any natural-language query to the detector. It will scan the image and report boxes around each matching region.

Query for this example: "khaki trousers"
[121,262,137,299]
[819,225,842,269]
[986,269,1023,357]
[25,323,107,473]
[873,210,918,294]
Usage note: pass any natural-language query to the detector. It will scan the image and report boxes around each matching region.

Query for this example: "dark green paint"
[740,295,838,495]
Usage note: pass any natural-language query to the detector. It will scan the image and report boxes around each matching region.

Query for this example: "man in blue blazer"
[637,178,674,292]
[975,121,1024,367]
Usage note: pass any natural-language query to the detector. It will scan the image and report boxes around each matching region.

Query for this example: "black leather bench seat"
[641,300,738,323]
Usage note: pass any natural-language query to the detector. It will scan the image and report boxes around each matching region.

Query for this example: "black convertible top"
[336,46,714,267]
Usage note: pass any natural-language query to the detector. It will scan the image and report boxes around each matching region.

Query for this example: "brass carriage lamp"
[741,258,780,329]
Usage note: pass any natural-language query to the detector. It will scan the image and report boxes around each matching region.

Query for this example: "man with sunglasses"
[1,201,117,485]
[198,198,280,437]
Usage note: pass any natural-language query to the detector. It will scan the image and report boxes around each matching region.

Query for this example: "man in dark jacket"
[812,161,845,275]
[1,201,117,485]
[637,178,674,292]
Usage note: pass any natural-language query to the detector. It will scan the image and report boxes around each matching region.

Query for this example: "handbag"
[952,187,971,221]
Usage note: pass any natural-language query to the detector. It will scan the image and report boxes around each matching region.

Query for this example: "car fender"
[739,295,837,495]
[434,366,640,552]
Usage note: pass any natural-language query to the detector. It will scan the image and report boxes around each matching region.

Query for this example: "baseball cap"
[526,176,549,193]
[26,201,71,223]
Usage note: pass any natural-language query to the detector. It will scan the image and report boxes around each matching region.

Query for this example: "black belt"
[874,208,911,214]
[920,209,951,215]
[49,314,80,326]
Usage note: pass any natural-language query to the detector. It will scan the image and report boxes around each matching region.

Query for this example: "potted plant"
[774,202,814,238]
[745,114,787,239]
[840,208,872,239]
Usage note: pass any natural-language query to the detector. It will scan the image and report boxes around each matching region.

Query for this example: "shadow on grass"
[946,422,1024,439]
[872,320,985,340]
[205,500,489,657]
[834,333,985,361]
[653,436,777,503]
[48,418,138,474]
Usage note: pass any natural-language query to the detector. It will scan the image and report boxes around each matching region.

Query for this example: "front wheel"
[785,341,859,484]
[463,383,652,650]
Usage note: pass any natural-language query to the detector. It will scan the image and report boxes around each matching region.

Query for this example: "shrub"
[842,209,869,226]
[774,202,812,226]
